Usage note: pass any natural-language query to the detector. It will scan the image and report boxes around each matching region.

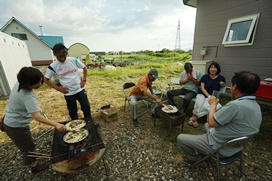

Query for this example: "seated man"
[167,62,202,112]
[130,69,163,127]
[177,71,262,163]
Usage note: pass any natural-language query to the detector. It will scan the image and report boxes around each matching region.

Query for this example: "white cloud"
[0,0,196,52]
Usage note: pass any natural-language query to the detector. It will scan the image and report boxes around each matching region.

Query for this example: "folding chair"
[31,109,54,140]
[122,82,149,117]
[190,135,255,181]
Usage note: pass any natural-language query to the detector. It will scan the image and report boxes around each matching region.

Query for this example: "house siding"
[2,21,54,65]
[191,0,272,85]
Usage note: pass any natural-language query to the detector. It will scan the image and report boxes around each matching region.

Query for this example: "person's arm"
[31,112,66,132]
[207,96,220,127]
[44,77,68,94]
[179,72,188,85]
[143,90,162,105]
[80,66,88,88]
[200,82,210,97]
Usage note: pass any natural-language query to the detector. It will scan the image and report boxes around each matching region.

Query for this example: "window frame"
[11,33,28,40]
[222,13,260,47]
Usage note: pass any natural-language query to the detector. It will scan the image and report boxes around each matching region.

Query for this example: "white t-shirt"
[44,57,85,96]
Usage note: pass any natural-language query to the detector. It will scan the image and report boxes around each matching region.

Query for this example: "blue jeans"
[64,89,91,120]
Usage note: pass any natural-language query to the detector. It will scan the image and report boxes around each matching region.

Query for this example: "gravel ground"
[1,105,272,181]
[0,82,272,181]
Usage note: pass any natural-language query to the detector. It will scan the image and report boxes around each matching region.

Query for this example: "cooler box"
[255,81,272,99]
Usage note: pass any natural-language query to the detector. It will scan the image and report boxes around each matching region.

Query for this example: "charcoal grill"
[50,117,107,174]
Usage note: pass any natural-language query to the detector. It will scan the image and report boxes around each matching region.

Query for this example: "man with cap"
[130,68,163,127]
[167,62,202,113]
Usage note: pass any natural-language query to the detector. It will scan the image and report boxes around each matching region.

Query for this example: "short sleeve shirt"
[44,57,85,95]
[198,74,226,95]
[179,70,202,92]
[4,82,40,127]
[130,74,152,96]
[206,96,262,156]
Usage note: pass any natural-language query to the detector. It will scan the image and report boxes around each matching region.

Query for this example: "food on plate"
[264,78,272,82]
[161,105,178,113]
[63,129,89,143]
[65,119,86,131]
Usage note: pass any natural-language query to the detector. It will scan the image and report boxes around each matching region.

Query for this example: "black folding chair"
[122,82,149,117]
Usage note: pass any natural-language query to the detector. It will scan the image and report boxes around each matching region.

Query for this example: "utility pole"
[174,19,181,51]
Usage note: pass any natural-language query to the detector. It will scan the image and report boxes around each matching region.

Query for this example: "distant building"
[90,51,106,55]
[68,43,90,62]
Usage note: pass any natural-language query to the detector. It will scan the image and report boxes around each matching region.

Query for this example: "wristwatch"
[82,79,87,82]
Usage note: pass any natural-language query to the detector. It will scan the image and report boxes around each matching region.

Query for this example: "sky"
[0,0,196,52]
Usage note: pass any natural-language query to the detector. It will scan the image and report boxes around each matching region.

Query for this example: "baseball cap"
[149,68,159,79]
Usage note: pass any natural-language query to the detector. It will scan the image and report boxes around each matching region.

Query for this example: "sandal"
[188,117,194,126]
[192,121,199,128]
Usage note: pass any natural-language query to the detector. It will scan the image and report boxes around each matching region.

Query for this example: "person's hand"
[208,95,219,106]
[80,80,86,88]
[187,74,193,80]
[57,86,69,94]
[219,81,226,86]
[55,123,67,132]
[156,98,163,105]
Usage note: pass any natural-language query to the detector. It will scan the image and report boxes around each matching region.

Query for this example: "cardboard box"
[101,107,118,122]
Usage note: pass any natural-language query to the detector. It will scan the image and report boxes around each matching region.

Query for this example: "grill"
[50,117,107,174]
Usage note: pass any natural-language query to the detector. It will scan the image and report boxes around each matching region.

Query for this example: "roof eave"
[183,0,197,8]
[0,17,53,48]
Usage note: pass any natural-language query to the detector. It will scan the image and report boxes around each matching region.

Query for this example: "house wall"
[191,0,272,85]
[0,32,32,96]
[2,21,54,66]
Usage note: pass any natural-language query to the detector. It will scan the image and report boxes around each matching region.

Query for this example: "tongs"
[27,152,53,159]
[162,104,173,110]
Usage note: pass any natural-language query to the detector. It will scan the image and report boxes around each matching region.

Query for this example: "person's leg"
[192,94,206,116]
[130,95,139,120]
[142,95,158,114]
[4,125,36,165]
[130,95,140,126]
[197,100,222,118]
[167,89,185,106]
[77,89,91,118]
[64,94,78,120]
[182,90,197,111]
[177,133,214,162]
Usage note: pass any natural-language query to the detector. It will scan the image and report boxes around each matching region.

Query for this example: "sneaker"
[133,119,138,127]
[31,162,50,173]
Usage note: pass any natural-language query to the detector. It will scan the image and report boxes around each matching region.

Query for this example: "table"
[154,106,186,135]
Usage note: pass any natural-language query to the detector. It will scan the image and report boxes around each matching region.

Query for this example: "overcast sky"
[0,0,196,52]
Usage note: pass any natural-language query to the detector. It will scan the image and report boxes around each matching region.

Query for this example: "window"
[11,33,28,40]
[222,13,260,47]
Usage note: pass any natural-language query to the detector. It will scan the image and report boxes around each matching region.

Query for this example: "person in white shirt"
[44,43,91,120]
